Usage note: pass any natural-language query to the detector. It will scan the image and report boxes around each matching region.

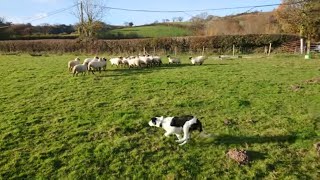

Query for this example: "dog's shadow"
[246,150,267,161]
[211,134,297,145]
[194,134,297,161]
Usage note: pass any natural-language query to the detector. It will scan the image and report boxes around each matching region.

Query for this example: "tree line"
[0,18,76,39]
[0,0,319,42]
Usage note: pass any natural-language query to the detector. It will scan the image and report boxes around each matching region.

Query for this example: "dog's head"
[148,116,164,127]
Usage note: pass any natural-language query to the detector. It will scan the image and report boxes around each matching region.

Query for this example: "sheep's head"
[167,55,170,58]
[189,56,193,60]
[75,57,80,61]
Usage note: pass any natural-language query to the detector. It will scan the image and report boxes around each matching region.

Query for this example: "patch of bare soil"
[305,77,320,84]
[226,149,249,165]
[291,85,303,91]
[314,142,320,156]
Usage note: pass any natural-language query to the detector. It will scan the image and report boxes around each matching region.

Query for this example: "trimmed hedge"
[0,34,299,54]
[0,35,78,41]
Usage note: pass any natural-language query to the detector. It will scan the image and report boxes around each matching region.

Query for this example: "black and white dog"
[148,115,203,145]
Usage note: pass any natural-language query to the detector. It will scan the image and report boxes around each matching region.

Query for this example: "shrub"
[0,34,299,54]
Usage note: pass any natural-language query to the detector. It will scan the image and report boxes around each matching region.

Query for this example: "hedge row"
[0,34,299,54]
[0,35,78,41]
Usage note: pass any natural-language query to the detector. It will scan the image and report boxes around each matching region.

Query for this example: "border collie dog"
[148,115,203,145]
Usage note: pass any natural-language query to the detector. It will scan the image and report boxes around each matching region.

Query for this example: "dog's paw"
[179,141,187,146]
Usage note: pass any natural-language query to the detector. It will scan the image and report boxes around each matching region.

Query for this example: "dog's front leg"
[178,133,191,145]
[176,125,190,143]
[179,140,188,146]
[164,132,172,137]
[175,134,182,140]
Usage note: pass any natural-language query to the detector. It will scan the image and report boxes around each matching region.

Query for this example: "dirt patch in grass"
[305,77,320,84]
[226,149,250,165]
[314,142,320,156]
[291,85,303,91]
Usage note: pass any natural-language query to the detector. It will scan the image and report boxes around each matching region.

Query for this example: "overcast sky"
[1,0,281,25]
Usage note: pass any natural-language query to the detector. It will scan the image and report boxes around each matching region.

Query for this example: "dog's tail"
[196,117,213,138]
[196,117,203,132]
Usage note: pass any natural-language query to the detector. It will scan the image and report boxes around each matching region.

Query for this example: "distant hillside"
[98,11,282,39]
[98,24,192,39]
[204,12,281,36]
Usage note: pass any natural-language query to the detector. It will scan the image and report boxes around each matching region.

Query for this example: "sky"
[1,0,281,26]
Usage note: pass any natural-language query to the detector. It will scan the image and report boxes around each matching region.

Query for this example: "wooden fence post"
[264,46,268,54]
[233,44,235,56]
[175,46,177,56]
[268,43,272,56]
[202,46,205,56]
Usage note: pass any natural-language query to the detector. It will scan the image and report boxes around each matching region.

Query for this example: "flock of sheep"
[68,54,207,76]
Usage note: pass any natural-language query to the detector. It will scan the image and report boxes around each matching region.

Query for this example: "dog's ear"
[151,117,157,125]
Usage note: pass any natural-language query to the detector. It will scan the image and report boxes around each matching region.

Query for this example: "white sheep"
[189,56,207,65]
[167,55,181,64]
[68,57,80,72]
[72,62,88,76]
[88,57,107,74]
[121,57,130,67]
[109,57,123,67]
[139,55,152,67]
[127,56,144,68]
[151,55,162,66]
[101,57,107,71]
[84,56,99,65]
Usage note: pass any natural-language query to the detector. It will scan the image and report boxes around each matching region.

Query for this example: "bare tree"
[73,0,106,39]
[177,17,183,22]
[172,17,178,22]
[40,23,51,35]
[0,17,6,25]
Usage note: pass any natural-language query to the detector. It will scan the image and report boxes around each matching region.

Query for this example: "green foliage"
[0,34,299,54]
[0,54,319,179]
[276,0,320,40]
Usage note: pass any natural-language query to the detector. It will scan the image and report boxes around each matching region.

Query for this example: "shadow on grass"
[213,134,297,145]
[96,63,220,77]
[246,150,267,161]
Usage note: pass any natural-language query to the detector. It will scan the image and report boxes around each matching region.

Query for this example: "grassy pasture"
[0,54,319,179]
[99,25,192,38]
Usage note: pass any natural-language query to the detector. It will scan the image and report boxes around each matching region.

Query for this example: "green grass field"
[0,54,319,179]
[99,25,192,38]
